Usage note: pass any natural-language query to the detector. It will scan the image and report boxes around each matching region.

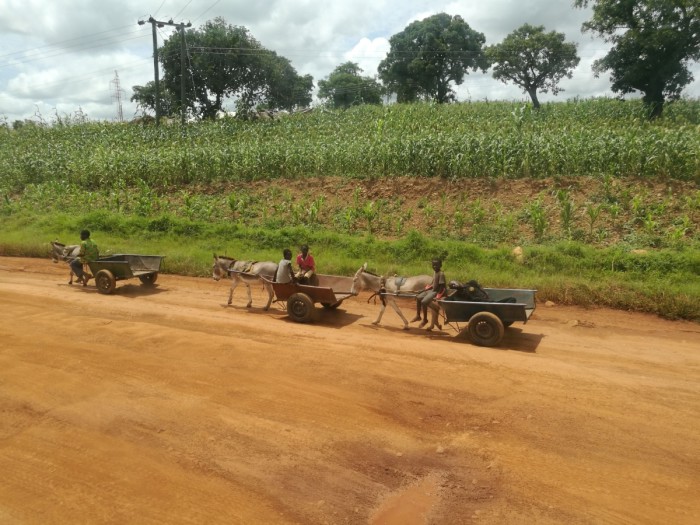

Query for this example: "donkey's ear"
[362,262,367,270]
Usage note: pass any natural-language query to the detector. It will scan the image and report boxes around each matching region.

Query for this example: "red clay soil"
[1,256,699,524]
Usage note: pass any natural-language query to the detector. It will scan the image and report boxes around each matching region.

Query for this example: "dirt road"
[1,256,698,524]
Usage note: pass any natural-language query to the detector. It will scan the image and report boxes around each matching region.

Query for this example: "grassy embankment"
[1,99,698,320]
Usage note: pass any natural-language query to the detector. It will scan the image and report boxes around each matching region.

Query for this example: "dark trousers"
[70,259,86,278]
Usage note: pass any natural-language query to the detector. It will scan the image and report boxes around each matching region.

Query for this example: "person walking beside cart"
[412,258,446,328]
[70,229,99,286]
[295,244,316,283]
[275,248,295,284]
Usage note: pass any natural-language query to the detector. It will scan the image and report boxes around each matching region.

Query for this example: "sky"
[1,0,699,123]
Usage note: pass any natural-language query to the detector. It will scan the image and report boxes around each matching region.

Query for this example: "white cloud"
[0,0,698,123]
[344,38,390,78]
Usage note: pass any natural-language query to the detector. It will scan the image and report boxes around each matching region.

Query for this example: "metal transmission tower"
[138,16,192,126]
[110,70,125,122]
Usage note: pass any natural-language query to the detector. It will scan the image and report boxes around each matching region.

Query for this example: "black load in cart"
[437,286,536,347]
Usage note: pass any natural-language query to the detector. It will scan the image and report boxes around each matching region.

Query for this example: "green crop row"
[1,98,698,192]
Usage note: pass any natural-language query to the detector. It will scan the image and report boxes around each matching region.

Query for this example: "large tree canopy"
[378,13,489,103]
[132,17,313,119]
[487,24,580,109]
[574,0,700,118]
[317,62,383,108]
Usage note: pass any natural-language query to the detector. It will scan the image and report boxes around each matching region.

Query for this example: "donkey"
[350,263,440,330]
[212,254,278,310]
[50,240,81,284]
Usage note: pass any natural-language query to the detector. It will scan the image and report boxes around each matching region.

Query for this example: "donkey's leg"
[387,297,410,329]
[228,277,240,305]
[372,302,387,325]
[244,281,253,308]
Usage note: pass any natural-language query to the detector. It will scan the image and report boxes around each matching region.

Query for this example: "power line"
[191,0,223,25]
[172,0,195,21]
[0,24,135,61]
[153,0,167,17]
[0,31,150,70]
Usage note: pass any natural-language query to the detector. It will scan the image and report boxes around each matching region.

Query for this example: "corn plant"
[585,203,602,237]
[555,189,575,238]
[525,198,548,242]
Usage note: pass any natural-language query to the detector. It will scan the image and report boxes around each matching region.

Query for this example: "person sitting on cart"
[412,258,446,328]
[275,248,295,284]
[70,229,99,286]
[295,244,316,284]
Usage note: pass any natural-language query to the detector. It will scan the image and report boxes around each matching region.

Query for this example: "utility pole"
[138,16,192,126]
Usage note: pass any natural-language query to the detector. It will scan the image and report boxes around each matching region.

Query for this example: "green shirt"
[79,238,99,262]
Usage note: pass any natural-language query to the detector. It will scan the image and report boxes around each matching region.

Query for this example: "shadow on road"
[222,302,363,329]
[59,282,167,298]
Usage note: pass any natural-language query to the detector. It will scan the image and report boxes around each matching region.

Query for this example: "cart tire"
[95,270,116,295]
[139,273,158,285]
[287,293,314,323]
[467,312,504,347]
[321,302,339,310]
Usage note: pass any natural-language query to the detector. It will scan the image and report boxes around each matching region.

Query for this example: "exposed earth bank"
[0,257,698,524]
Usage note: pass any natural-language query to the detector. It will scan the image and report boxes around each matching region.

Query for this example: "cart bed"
[438,288,536,324]
[270,274,355,305]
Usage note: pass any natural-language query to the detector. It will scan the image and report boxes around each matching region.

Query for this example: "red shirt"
[296,253,315,272]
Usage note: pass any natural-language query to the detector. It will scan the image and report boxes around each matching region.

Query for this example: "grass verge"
[1,211,698,322]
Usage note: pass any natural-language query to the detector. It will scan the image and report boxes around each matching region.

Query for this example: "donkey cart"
[437,287,537,347]
[88,254,165,295]
[269,275,356,323]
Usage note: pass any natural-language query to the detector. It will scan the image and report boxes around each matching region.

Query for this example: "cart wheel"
[95,269,116,295]
[321,302,339,310]
[467,311,505,347]
[139,273,158,285]
[287,292,314,323]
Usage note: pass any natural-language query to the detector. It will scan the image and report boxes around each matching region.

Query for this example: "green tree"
[132,17,313,119]
[487,24,580,109]
[318,62,383,108]
[378,13,489,103]
[130,81,177,117]
[574,0,700,118]
[264,54,314,111]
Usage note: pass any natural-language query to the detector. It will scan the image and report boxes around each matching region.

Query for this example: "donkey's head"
[212,254,234,281]
[351,263,382,295]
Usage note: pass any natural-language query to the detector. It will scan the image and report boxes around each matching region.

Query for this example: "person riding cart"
[276,248,295,284]
[295,244,316,284]
[412,258,446,328]
[70,229,99,286]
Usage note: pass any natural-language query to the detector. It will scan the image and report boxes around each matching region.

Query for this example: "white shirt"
[276,259,293,283]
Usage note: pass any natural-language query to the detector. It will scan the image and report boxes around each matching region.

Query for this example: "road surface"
[1,256,698,524]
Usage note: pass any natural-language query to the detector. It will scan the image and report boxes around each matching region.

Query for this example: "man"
[295,244,316,283]
[70,229,99,286]
[412,258,446,328]
[275,248,295,284]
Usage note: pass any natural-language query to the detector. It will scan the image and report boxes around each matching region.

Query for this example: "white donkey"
[351,263,440,330]
[212,254,278,310]
[50,240,81,284]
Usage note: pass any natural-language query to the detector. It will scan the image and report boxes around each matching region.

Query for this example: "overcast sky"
[1,0,699,123]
